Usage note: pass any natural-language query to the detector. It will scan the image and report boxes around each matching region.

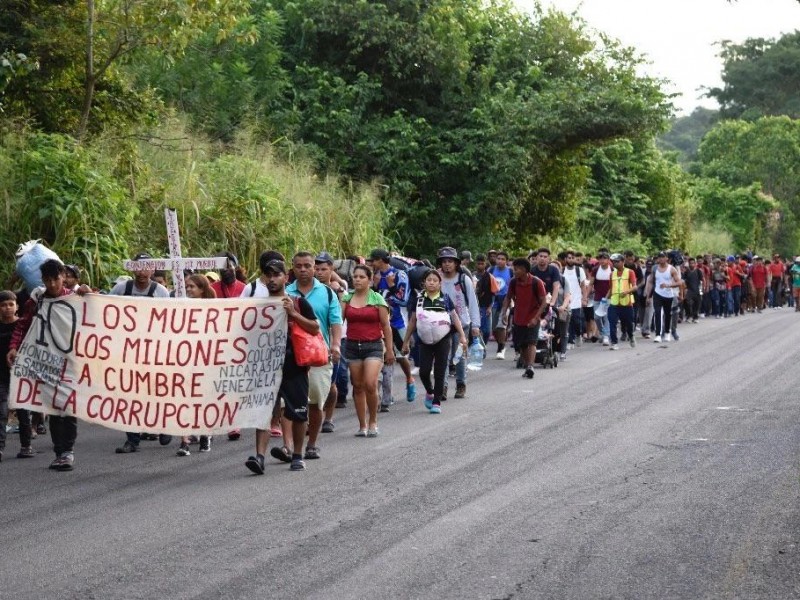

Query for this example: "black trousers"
[418,336,451,404]
[652,294,673,336]
[50,415,77,456]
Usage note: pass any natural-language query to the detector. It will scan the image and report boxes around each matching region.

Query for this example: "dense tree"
[657,106,718,166]
[248,0,671,254]
[697,116,800,253]
[707,31,800,120]
[0,0,252,138]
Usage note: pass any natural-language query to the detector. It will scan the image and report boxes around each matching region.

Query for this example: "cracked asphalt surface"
[2,310,800,599]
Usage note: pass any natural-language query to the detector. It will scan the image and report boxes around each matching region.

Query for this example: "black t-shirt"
[283,296,316,378]
[531,264,561,295]
[0,320,16,386]
[475,271,494,308]
[684,268,702,293]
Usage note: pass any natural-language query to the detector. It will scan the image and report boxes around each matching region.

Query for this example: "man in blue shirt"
[367,249,416,410]
[286,251,342,461]
[489,251,512,359]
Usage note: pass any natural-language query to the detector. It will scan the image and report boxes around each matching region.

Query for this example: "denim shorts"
[343,339,384,362]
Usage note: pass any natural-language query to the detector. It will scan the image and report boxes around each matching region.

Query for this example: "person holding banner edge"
[246,260,319,474]
[7,260,91,471]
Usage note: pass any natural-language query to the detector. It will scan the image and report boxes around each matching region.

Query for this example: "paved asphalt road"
[2,310,800,600]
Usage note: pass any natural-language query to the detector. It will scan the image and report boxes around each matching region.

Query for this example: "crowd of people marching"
[2,246,799,473]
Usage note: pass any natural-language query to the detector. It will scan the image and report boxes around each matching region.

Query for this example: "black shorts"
[512,323,540,348]
[344,340,384,362]
[280,372,309,423]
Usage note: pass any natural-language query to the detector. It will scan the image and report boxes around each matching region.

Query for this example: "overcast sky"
[513,0,800,114]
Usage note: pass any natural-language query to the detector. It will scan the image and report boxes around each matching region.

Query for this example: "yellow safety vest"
[610,267,633,306]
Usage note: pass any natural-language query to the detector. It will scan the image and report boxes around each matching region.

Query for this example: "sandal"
[269,446,292,463]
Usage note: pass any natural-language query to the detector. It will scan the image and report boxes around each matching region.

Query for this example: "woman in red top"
[340,265,394,437]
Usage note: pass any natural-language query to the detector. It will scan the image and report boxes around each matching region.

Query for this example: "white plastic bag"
[15,240,61,292]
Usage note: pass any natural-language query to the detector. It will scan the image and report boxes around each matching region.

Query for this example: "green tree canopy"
[707,31,800,120]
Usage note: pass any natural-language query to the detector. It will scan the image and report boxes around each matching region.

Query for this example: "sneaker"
[335,398,347,408]
[36,423,47,435]
[653,335,662,343]
[559,353,567,361]
[602,336,610,346]
[158,434,173,446]
[141,433,157,441]
[524,367,534,379]
[199,436,211,452]
[448,364,456,377]
[16,446,35,459]
[454,383,466,399]
[188,435,200,444]
[496,348,506,360]
[290,456,306,471]
[227,429,241,441]
[429,404,441,415]
[49,456,64,470]
[176,444,191,457]
[56,452,74,471]
[411,366,420,376]
[610,344,619,351]
[620,333,628,342]
[515,355,524,369]
[424,394,434,410]
[630,337,636,348]
[245,455,265,475]
[567,343,575,350]
[304,445,321,459]
[115,441,139,454]
[270,446,292,463]
[576,336,583,347]
[406,381,416,402]
[367,428,379,438]
[671,332,679,341]
[321,420,335,433]
[379,404,390,413]
[354,429,367,438]
[663,333,672,343]
[642,333,651,339]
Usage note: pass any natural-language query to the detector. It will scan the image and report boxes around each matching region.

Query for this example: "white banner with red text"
[9,294,286,435]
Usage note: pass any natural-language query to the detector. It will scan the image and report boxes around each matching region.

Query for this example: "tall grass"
[105,118,391,279]
[0,119,391,288]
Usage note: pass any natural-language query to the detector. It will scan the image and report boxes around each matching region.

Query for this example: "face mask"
[221,270,236,285]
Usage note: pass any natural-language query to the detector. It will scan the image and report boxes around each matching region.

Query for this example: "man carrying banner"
[112,252,172,454]
[246,260,319,474]
[7,260,87,471]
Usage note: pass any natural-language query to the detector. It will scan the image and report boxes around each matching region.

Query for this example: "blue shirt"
[377,266,410,329]
[286,278,342,347]
[489,265,512,308]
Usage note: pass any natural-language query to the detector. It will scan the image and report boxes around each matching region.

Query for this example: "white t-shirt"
[109,280,170,298]
[563,266,586,310]
[239,279,270,298]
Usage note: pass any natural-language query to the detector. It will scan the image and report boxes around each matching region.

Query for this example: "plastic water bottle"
[467,338,485,371]
[452,343,464,366]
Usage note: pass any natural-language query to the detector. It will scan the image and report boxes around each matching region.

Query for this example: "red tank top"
[345,304,382,341]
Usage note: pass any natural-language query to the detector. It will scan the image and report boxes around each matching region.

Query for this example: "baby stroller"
[534,312,558,369]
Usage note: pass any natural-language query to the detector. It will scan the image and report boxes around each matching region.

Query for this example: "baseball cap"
[368,249,391,263]
[204,271,220,282]
[64,264,81,278]
[133,252,153,261]
[460,250,473,261]
[315,251,334,265]
[264,259,287,274]
[610,253,624,262]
